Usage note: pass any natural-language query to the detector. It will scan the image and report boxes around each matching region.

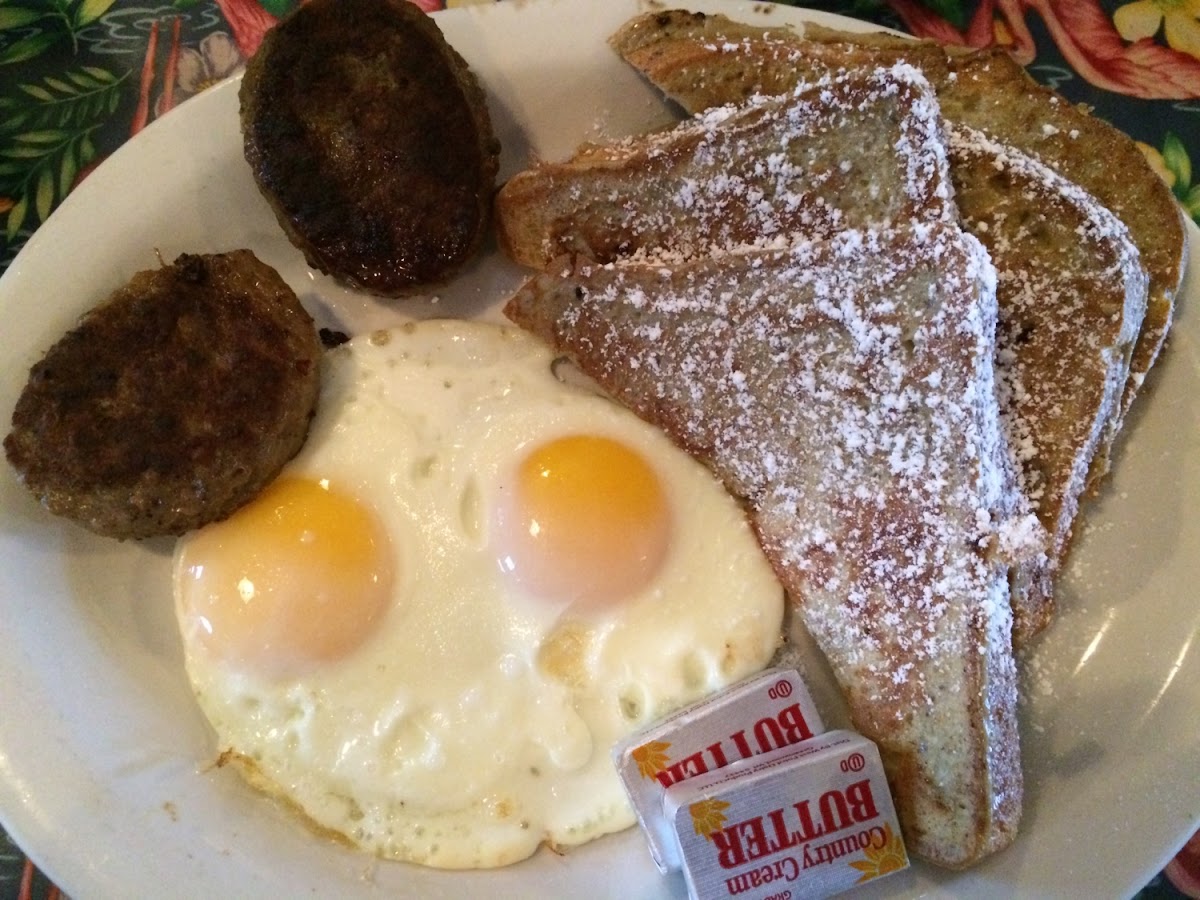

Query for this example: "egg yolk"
[175,477,394,680]
[495,434,672,605]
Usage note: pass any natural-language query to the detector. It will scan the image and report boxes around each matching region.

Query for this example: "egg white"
[173,319,785,869]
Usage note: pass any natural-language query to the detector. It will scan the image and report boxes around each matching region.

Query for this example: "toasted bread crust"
[612,12,1185,439]
[947,125,1148,638]
[896,43,1182,440]
[240,0,499,295]
[611,10,812,110]
[505,225,1027,868]
[609,10,1171,642]
[497,66,953,269]
[494,67,1039,865]
[493,11,1171,866]
[4,250,320,540]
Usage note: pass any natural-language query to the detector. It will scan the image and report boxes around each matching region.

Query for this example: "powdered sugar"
[497,65,954,270]
[948,123,1148,637]
[511,224,1020,704]
[503,15,1073,861]
[582,6,1176,864]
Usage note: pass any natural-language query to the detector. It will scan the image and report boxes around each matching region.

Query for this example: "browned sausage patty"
[239,0,500,296]
[4,250,321,540]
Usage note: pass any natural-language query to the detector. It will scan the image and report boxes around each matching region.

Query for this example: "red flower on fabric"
[888,0,1200,98]
[214,0,280,58]
[1165,829,1200,897]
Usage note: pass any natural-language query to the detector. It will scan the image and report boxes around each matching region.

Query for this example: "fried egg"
[173,319,784,869]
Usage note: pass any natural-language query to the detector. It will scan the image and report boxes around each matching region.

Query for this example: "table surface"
[0,0,1197,897]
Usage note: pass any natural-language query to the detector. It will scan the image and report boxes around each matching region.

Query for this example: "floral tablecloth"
[0,0,1197,897]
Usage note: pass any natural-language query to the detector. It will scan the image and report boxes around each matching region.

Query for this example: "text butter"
[612,668,824,871]
[664,730,908,900]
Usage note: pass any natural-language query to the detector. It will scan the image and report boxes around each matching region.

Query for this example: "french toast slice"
[611,11,1185,453]
[504,224,1034,869]
[609,11,1159,640]
[495,65,954,270]
[947,124,1148,638]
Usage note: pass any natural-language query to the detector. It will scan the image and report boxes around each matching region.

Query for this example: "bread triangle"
[611,11,1183,449]
[606,11,1157,641]
[505,224,1031,868]
[496,65,954,269]
[947,124,1147,637]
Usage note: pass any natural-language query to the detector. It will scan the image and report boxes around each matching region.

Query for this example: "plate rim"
[1,1,1198,897]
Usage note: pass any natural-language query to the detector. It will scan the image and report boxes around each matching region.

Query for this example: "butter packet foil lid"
[612,667,824,871]
[664,729,909,900]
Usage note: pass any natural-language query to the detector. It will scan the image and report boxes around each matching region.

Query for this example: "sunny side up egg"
[172,319,785,869]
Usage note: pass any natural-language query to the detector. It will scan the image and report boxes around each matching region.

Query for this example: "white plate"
[1,0,1197,896]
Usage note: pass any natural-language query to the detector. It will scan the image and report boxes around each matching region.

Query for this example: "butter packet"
[612,667,824,871]
[664,729,909,900]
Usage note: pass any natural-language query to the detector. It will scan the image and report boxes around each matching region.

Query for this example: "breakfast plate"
[0,0,1197,896]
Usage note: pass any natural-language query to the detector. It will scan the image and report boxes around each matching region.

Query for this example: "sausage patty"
[239,0,501,296]
[4,250,321,540]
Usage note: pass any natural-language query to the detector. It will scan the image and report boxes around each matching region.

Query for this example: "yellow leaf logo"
[631,740,672,780]
[849,822,908,883]
[689,798,732,840]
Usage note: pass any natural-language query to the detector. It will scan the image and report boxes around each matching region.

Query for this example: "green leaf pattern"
[0,0,254,268]
[0,67,124,252]
[0,32,57,66]
[0,8,42,31]
[75,0,119,27]
[1155,131,1200,221]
